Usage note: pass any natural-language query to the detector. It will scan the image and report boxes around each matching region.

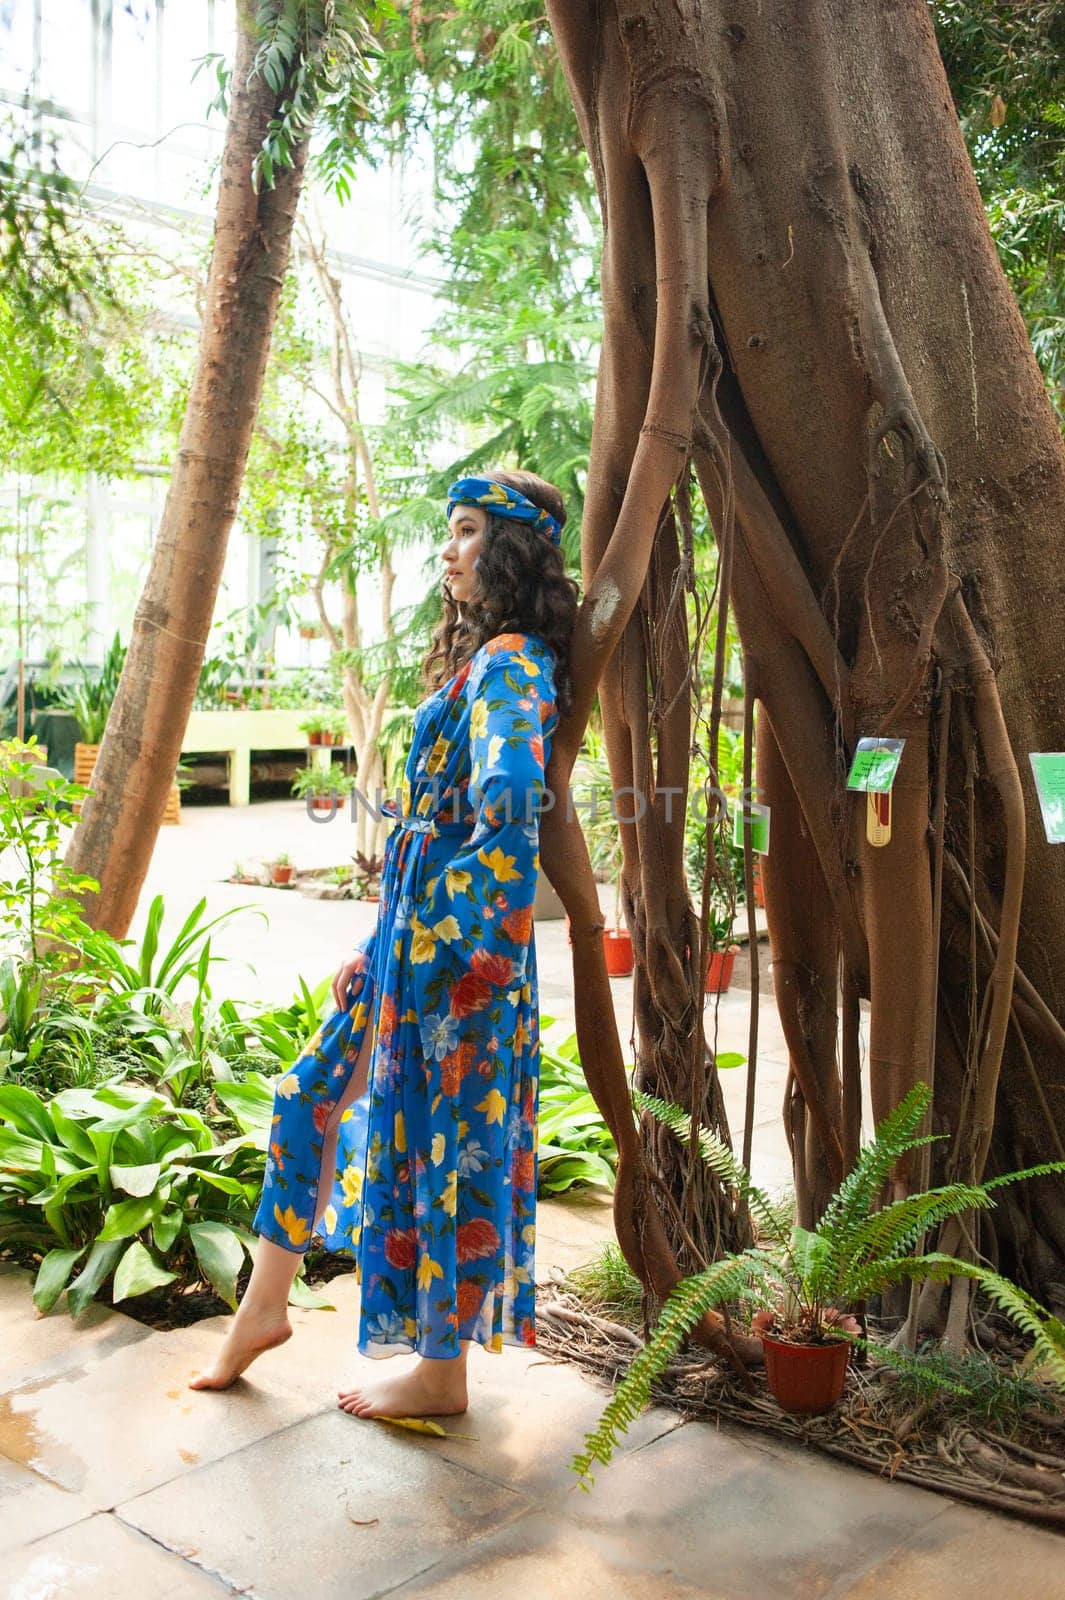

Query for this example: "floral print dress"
[253,632,559,1360]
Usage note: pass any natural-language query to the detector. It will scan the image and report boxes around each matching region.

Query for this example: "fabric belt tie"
[382,796,472,839]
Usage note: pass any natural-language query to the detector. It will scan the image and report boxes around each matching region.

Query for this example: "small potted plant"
[323,713,349,748]
[574,1081,1065,1475]
[229,860,262,885]
[291,764,354,816]
[705,901,741,995]
[299,712,326,746]
[268,851,295,886]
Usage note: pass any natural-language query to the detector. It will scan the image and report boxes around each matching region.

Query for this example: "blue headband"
[446,477,562,548]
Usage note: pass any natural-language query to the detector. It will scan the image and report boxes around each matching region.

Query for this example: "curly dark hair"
[421,467,580,717]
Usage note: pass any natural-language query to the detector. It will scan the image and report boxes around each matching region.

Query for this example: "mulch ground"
[533,1278,1065,1533]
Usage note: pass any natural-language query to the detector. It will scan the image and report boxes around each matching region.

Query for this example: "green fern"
[571,1083,1065,1489]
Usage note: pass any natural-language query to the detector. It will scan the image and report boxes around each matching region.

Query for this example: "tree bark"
[65,0,309,936]
[545,0,1065,1309]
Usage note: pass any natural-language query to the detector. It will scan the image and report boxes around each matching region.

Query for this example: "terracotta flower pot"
[761,1332,851,1415]
[307,730,323,745]
[270,865,295,885]
[603,926,633,976]
[753,857,765,908]
[309,795,342,816]
[705,945,739,994]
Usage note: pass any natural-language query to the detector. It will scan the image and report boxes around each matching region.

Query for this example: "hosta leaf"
[113,1241,178,1302]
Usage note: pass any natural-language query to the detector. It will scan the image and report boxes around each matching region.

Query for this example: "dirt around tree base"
[536,1281,1065,1532]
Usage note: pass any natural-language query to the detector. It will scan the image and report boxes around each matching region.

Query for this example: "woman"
[190,468,579,1421]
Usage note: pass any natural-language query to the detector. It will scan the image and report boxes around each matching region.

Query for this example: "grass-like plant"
[570,1082,1065,1488]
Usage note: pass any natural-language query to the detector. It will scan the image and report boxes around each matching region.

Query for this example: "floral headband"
[446,476,562,548]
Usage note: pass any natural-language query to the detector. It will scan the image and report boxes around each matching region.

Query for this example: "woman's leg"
[190,1008,376,1391]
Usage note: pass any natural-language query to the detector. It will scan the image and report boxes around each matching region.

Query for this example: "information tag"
[846,737,905,793]
[1029,753,1065,844]
[731,800,771,856]
[866,790,892,847]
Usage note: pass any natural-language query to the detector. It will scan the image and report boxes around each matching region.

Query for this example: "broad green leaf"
[97,1193,163,1242]
[109,1162,164,1197]
[49,1103,96,1161]
[153,1207,184,1254]
[112,1240,178,1301]
[67,1238,125,1318]
[715,1052,746,1070]
[0,1084,54,1140]
[0,1126,44,1168]
[188,1221,245,1310]
[287,1275,336,1310]
[33,1246,88,1314]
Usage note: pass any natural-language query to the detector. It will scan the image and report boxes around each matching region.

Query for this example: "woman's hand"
[332,950,368,1012]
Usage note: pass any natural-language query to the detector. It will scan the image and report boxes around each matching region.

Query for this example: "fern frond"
[632,1090,792,1247]
[570,1251,767,1488]
[970,1270,1065,1387]
[981,1161,1065,1193]
[832,1184,995,1297]
[817,1083,936,1245]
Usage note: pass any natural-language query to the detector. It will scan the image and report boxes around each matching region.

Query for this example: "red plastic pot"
[270,865,295,885]
[705,946,738,994]
[761,1332,850,1415]
[603,927,633,975]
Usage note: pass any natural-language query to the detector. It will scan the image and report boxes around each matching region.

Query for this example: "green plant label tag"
[1029,753,1065,844]
[731,801,770,855]
[846,737,905,793]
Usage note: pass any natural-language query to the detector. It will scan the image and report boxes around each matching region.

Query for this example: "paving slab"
[552,1415,972,1600]
[0,1318,323,1509]
[0,1265,151,1393]
[843,1501,1065,1599]
[0,1455,95,1558]
[117,1406,531,1600]
[381,1507,707,1597]
[0,1510,231,1598]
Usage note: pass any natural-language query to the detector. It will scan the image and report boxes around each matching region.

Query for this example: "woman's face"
[441,502,487,605]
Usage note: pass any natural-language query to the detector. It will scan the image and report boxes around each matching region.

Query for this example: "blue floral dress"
[253,632,560,1360]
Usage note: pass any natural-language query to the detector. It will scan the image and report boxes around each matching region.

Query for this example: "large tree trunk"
[65,0,309,936]
[545,0,1065,1311]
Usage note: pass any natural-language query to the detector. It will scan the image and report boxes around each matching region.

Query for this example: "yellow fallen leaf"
[375,1415,447,1435]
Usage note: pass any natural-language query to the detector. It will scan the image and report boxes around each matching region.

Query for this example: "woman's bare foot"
[189,1308,293,1391]
[337,1354,468,1419]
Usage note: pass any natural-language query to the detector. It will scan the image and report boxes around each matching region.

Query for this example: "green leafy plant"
[290,764,354,799]
[0,737,99,969]
[571,1082,1065,1487]
[51,631,126,744]
[0,1079,265,1313]
[536,1019,618,1195]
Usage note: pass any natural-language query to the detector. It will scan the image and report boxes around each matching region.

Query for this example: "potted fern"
[571,1083,1065,1482]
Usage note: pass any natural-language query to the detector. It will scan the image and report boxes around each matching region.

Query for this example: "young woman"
[190,468,579,1421]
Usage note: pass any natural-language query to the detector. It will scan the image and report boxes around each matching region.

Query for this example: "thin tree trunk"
[65,0,309,936]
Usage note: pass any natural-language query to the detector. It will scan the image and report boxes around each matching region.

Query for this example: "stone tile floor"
[3,800,1063,1594]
